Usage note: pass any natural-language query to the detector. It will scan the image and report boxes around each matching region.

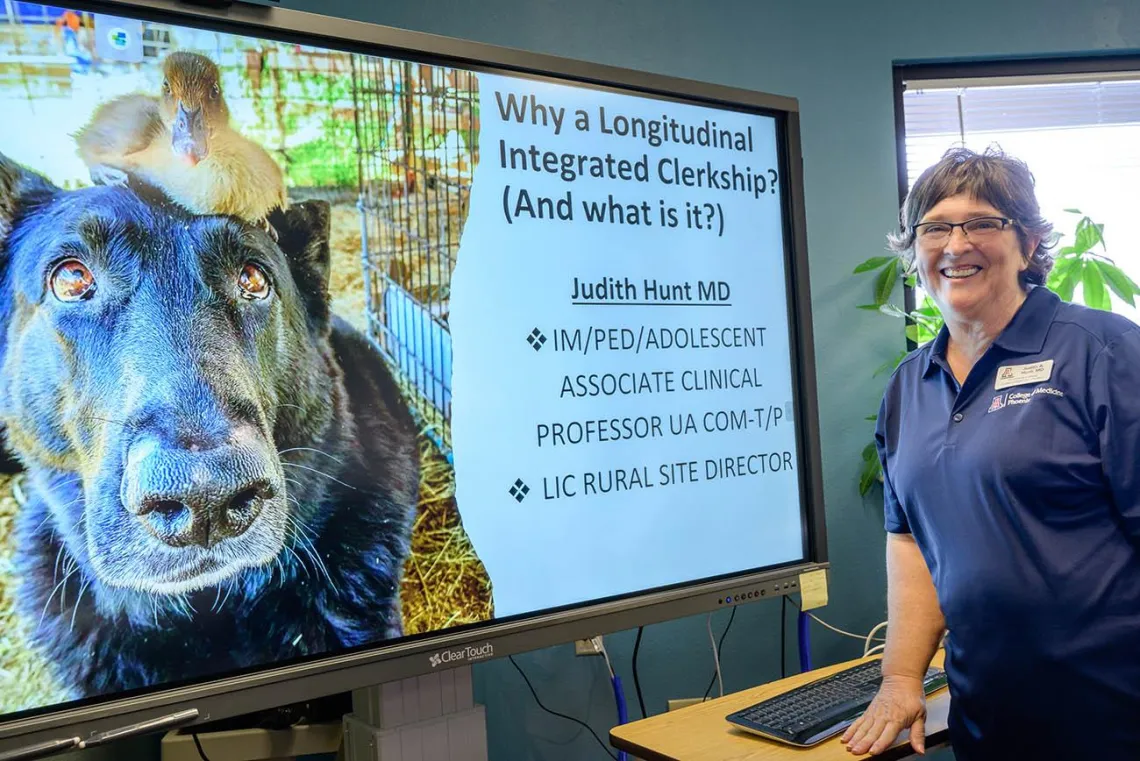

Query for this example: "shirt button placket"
[945,411,965,447]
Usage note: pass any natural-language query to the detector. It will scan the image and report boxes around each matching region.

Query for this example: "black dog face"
[0,154,336,596]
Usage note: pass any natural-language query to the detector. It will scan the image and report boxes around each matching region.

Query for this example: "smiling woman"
[845,146,1140,761]
[891,149,1053,294]
[909,199,1032,368]
[883,148,1056,382]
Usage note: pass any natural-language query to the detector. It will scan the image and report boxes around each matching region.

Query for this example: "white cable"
[593,636,615,678]
[806,611,887,644]
[864,621,889,657]
[864,643,885,657]
[707,613,724,698]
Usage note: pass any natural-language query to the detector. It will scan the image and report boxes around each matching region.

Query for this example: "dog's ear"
[0,154,56,469]
[0,153,55,242]
[269,200,331,328]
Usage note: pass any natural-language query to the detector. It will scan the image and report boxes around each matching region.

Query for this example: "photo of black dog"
[0,152,420,698]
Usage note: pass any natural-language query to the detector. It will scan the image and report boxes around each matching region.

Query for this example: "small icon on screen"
[107,28,130,50]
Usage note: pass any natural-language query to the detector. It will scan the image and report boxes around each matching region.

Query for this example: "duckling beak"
[171,101,209,166]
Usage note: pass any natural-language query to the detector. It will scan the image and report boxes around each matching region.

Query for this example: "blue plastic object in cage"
[382,278,452,424]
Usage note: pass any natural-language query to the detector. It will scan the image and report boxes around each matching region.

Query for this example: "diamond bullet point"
[509,478,530,502]
[527,328,547,351]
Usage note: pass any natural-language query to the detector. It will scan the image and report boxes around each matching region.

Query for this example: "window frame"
[891,54,1140,349]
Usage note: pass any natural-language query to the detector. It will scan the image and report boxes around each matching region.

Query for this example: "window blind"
[902,78,1140,188]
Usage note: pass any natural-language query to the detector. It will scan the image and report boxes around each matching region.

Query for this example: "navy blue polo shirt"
[877,286,1140,760]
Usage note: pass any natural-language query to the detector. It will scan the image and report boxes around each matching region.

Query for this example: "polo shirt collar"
[921,286,1060,378]
[993,286,1060,354]
[922,325,950,379]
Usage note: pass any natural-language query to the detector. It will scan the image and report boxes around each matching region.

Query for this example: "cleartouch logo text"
[428,642,494,668]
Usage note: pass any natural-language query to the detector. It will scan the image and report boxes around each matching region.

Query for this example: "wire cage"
[351,56,479,460]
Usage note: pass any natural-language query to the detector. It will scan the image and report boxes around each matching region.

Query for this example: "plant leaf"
[1063,208,1082,214]
[916,327,939,345]
[1053,269,1077,302]
[879,303,908,318]
[1048,255,1076,279]
[1082,262,1110,310]
[874,257,900,306]
[859,447,882,497]
[1099,261,1137,307]
[874,348,909,377]
[908,311,941,330]
[853,255,896,274]
[857,304,881,311]
[1074,218,1104,254]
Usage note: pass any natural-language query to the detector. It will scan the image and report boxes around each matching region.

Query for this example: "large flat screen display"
[0,0,819,731]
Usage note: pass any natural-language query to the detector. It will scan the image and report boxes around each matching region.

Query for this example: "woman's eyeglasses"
[912,216,1016,247]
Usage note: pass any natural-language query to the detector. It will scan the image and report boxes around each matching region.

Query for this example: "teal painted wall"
[51,1,1140,760]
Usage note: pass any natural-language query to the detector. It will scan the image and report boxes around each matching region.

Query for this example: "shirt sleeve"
[875,389,910,534]
[1090,328,1140,541]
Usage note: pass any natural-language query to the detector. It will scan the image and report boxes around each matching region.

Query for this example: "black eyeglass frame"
[911,216,1019,240]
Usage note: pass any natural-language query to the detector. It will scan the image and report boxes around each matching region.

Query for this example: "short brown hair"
[887,146,1054,287]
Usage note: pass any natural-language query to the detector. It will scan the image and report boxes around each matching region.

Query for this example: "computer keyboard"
[725,659,947,747]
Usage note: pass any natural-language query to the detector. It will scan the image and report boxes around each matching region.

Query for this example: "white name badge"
[995,359,1054,390]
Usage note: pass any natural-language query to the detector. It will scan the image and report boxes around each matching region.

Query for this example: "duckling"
[75,51,287,233]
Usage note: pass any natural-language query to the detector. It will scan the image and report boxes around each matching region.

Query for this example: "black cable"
[509,655,618,761]
[632,625,647,719]
[192,734,212,761]
[780,596,787,679]
[701,605,737,700]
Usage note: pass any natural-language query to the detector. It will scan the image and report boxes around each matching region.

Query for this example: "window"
[897,63,1140,323]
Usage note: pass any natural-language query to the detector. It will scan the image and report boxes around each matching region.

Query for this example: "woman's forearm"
[882,532,945,681]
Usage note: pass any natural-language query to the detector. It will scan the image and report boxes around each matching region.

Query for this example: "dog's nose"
[123,433,277,548]
[136,479,273,548]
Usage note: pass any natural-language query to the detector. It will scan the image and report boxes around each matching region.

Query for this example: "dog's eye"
[238,263,270,300]
[49,259,97,302]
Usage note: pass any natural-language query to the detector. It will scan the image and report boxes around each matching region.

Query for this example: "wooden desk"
[611,652,949,761]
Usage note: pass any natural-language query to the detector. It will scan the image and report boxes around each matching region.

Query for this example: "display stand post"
[342,666,488,761]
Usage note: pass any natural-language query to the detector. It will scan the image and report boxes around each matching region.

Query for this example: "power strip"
[666,698,704,712]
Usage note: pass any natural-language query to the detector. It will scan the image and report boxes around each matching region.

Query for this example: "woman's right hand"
[840,675,928,756]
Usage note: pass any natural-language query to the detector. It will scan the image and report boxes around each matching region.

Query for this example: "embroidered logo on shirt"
[987,386,1065,412]
[994,359,1054,390]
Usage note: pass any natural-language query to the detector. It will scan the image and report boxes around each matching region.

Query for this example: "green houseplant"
[855,210,1140,496]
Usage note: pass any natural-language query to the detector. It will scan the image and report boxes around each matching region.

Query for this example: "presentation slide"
[452,76,803,616]
[0,3,805,718]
